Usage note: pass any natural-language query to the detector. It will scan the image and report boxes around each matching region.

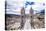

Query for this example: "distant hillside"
[40,9,45,14]
[5,14,21,17]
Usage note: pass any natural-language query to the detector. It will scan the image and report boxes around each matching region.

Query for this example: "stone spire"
[30,7,33,16]
[21,7,25,16]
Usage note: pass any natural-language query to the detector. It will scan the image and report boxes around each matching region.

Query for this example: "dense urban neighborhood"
[5,7,45,30]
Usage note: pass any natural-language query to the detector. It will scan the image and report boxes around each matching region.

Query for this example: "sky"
[6,0,45,15]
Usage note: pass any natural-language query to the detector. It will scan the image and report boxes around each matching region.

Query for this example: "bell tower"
[19,7,25,29]
[29,7,34,29]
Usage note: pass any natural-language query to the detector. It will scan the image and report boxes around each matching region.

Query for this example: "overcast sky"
[6,0,45,15]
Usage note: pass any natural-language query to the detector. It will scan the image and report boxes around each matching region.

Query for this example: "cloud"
[6,0,45,15]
